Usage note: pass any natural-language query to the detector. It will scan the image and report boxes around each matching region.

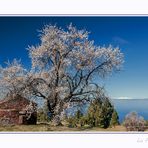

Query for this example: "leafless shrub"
[123,112,146,131]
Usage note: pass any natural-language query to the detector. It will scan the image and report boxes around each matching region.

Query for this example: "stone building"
[0,95,37,125]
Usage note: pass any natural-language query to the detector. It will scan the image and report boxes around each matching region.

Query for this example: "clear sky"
[0,16,148,99]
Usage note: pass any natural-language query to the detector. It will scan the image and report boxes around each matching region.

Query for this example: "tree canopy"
[0,24,124,122]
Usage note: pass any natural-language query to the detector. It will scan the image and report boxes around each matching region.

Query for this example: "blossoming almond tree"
[0,59,28,98]
[28,24,124,122]
[0,59,38,121]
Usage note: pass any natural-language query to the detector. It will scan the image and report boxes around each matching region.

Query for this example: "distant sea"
[111,99,148,123]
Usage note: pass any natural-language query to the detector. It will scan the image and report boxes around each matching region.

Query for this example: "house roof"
[0,94,36,110]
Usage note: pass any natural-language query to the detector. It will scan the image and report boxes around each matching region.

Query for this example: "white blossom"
[0,59,28,98]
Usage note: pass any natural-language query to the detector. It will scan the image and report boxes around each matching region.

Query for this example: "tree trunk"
[47,100,55,119]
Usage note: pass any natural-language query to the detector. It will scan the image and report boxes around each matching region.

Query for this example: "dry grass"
[0,124,127,132]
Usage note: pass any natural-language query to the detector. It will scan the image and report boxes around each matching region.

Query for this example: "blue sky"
[0,16,148,99]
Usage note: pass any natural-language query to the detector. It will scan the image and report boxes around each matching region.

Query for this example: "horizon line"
[111,97,148,100]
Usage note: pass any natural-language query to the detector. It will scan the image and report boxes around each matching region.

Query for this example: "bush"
[67,117,77,128]
[123,112,146,131]
[79,116,88,127]
[37,108,50,123]
[66,110,84,128]
[145,120,148,127]
[52,115,63,126]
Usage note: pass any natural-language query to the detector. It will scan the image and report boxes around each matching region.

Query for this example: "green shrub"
[67,117,77,128]
[37,108,50,123]
[66,110,84,128]
[145,120,148,128]
[79,116,88,127]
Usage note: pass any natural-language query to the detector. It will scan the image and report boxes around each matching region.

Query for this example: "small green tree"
[75,110,83,120]
[66,110,83,128]
[86,97,114,128]
[37,108,50,123]
[110,110,119,127]
[67,116,77,128]
[100,98,114,128]
[80,116,88,127]
[37,102,50,123]
[87,99,102,127]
